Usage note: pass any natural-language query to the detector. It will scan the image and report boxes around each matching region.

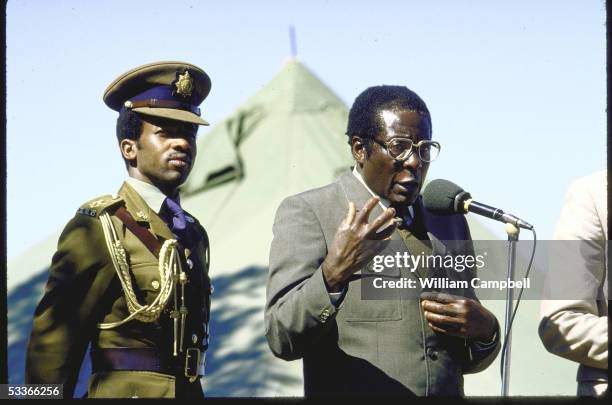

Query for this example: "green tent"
[7,59,575,397]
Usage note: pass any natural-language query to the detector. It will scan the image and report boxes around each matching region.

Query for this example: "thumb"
[343,201,356,226]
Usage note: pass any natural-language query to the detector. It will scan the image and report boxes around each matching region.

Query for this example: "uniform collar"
[126,177,179,213]
[351,166,414,219]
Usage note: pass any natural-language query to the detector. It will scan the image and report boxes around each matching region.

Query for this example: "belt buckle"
[185,348,201,383]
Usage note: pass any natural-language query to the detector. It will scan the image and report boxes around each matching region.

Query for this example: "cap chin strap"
[123,98,201,116]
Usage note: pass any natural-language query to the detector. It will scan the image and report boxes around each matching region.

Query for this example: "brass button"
[192,333,198,344]
[187,258,194,269]
[151,280,160,290]
[319,309,331,323]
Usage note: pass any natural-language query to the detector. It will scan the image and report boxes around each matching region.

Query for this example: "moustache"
[166,153,192,164]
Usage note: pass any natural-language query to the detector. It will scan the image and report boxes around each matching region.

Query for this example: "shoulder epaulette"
[76,194,124,218]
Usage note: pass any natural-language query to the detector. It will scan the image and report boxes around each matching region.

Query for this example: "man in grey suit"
[265,85,501,396]
[539,171,608,397]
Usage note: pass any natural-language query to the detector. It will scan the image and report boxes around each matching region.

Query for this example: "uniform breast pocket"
[343,273,403,322]
[130,262,165,306]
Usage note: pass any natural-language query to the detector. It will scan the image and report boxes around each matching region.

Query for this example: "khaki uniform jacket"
[265,170,500,397]
[539,171,608,396]
[25,182,211,398]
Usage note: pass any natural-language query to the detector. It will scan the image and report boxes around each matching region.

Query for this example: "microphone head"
[422,179,471,214]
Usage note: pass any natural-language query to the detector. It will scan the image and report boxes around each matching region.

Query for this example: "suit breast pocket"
[343,273,403,322]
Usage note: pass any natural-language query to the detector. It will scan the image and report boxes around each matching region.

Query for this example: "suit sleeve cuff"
[472,330,498,350]
[300,267,344,324]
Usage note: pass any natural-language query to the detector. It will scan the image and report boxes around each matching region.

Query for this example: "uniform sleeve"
[538,177,608,370]
[25,214,115,397]
[265,196,340,361]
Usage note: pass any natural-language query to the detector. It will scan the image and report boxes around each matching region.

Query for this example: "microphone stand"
[501,223,519,396]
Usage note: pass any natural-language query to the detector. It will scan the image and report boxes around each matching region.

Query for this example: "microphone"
[422,179,533,230]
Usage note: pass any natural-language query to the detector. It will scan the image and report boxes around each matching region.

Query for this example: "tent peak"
[245,59,346,114]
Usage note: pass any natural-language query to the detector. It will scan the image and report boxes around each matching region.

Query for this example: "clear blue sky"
[6,0,606,260]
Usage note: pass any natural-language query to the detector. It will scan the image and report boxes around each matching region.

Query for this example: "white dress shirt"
[126,177,173,213]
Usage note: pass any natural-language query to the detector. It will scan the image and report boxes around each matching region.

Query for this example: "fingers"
[344,201,356,226]
[372,221,397,240]
[426,318,463,337]
[421,300,458,317]
[355,196,380,224]
[427,322,450,335]
[367,207,396,236]
[420,291,460,304]
[423,310,465,328]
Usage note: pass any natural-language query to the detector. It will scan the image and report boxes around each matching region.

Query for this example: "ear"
[351,136,367,166]
[120,139,138,162]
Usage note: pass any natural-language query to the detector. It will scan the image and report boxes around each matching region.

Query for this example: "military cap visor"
[103,61,211,126]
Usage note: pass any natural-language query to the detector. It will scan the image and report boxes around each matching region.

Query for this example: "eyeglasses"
[371,138,441,163]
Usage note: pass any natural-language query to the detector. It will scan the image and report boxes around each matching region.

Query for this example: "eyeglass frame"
[369,137,441,163]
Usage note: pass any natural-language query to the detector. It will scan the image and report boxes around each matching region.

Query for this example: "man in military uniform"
[26,61,213,398]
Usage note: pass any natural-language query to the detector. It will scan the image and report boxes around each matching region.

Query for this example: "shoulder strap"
[114,206,162,257]
[76,194,123,218]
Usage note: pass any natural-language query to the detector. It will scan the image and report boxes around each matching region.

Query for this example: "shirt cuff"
[472,331,498,350]
[328,286,347,307]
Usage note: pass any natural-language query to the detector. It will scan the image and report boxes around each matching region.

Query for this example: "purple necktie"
[396,209,413,229]
[162,195,188,241]
[403,210,413,227]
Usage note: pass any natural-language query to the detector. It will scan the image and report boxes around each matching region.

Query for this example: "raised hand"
[321,196,397,292]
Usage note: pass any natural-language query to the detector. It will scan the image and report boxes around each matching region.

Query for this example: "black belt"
[91,348,202,380]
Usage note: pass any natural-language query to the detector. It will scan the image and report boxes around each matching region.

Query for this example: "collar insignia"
[89,198,107,208]
[136,211,150,222]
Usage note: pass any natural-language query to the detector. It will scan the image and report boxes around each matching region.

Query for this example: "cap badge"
[174,70,194,98]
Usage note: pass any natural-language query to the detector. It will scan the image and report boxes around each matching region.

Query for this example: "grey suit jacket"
[539,171,608,396]
[265,170,500,397]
